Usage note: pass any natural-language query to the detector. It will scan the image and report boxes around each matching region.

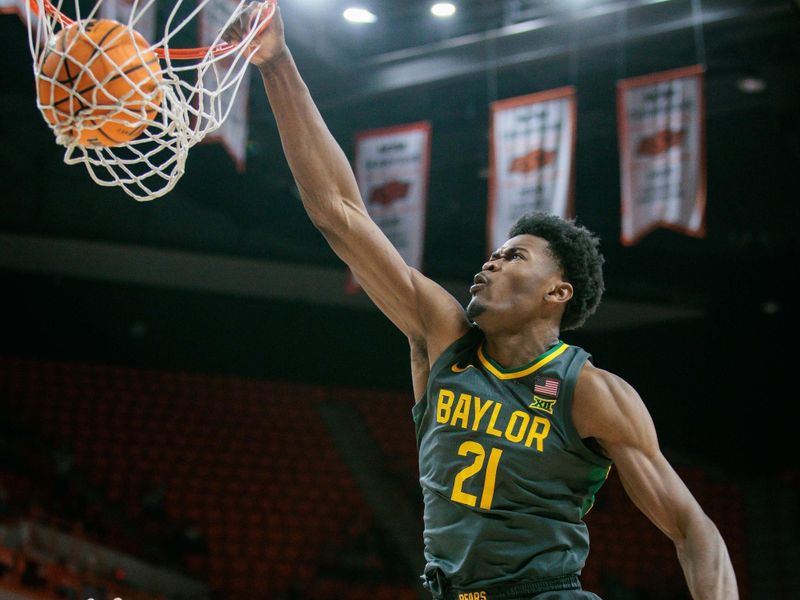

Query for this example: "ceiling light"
[431,2,456,17]
[737,77,766,94]
[343,7,377,23]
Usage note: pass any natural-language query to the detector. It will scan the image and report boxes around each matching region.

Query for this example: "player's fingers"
[221,19,245,44]
[221,27,241,45]
[221,1,260,44]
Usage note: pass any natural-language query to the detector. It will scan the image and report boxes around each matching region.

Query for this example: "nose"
[482,258,498,272]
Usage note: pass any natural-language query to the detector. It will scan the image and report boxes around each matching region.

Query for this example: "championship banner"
[199,0,250,172]
[100,0,158,45]
[617,65,706,246]
[488,87,576,253]
[347,122,432,293]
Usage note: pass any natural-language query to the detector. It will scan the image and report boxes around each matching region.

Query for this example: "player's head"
[466,212,604,332]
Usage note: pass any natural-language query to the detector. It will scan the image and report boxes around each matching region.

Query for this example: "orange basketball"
[37,19,163,148]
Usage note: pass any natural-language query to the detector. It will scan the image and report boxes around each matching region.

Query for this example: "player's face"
[466,234,568,329]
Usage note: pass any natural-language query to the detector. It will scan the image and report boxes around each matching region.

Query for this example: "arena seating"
[582,465,749,598]
[0,466,164,600]
[0,356,377,598]
[0,356,750,599]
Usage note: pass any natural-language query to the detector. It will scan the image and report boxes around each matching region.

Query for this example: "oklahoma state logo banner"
[488,87,577,253]
[347,121,432,293]
[617,65,706,245]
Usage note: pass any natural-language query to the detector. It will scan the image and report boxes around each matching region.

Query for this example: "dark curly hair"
[509,212,605,331]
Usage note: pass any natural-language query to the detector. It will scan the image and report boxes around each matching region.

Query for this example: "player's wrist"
[256,46,291,75]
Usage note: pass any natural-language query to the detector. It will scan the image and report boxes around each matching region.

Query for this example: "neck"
[482,322,561,370]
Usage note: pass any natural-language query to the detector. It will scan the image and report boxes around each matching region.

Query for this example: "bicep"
[578,368,704,543]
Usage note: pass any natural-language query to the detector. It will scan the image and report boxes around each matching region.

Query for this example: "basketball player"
[226,6,739,599]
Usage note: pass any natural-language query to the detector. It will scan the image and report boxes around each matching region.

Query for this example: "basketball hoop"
[25,0,278,201]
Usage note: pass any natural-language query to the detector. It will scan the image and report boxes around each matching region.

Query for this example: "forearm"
[675,513,738,600]
[258,51,363,226]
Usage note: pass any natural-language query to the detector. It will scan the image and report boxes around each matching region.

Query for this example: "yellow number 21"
[450,441,503,510]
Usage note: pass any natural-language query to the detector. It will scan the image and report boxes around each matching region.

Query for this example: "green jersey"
[412,325,612,588]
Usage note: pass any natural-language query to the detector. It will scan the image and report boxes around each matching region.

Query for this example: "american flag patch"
[534,376,560,398]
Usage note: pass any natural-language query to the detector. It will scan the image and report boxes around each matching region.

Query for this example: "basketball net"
[25,0,277,201]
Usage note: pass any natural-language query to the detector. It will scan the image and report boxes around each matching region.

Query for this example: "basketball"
[36,19,163,148]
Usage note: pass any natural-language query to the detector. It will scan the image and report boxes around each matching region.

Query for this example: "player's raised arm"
[573,365,739,600]
[226,4,469,357]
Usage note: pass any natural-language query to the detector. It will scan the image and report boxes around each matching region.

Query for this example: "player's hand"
[223,2,287,69]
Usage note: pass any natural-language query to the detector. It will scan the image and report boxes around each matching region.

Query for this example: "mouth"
[470,273,488,294]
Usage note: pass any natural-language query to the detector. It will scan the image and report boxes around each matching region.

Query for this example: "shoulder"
[408,268,471,361]
[572,361,657,451]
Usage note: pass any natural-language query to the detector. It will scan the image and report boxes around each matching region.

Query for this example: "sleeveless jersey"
[412,325,613,588]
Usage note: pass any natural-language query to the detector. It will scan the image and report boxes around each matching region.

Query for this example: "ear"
[546,280,573,304]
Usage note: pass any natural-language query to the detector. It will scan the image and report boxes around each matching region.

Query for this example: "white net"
[25,0,275,201]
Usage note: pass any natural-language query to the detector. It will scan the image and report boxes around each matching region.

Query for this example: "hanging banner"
[1,0,27,19]
[8,0,41,35]
[5,0,43,28]
[488,86,576,253]
[199,0,250,172]
[617,65,706,246]
[347,121,432,293]
[100,0,158,45]
[0,0,20,14]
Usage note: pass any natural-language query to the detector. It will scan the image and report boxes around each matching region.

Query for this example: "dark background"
[1,0,798,481]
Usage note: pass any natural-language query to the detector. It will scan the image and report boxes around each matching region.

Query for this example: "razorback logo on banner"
[636,129,686,156]
[488,87,577,254]
[617,65,706,246]
[348,122,432,294]
[509,149,557,174]
[370,180,411,206]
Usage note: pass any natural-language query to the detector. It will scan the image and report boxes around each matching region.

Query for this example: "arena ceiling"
[0,0,797,332]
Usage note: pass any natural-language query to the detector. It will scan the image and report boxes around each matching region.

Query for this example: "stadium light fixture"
[431,2,457,18]
[343,7,378,23]
[737,77,766,94]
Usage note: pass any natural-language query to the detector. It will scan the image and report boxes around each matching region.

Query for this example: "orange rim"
[27,0,277,60]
